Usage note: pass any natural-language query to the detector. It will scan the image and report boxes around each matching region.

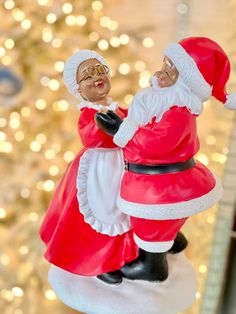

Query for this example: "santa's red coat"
[116,106,223,220]
[40,107,138,276]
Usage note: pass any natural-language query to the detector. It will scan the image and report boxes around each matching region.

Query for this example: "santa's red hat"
[164,37,236,109]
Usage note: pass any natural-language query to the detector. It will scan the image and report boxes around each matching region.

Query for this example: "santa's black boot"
[97,270,123,285]
[169,232,188,254]
[120,249,168,282]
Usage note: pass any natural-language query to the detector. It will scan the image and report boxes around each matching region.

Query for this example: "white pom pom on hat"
[63,49,109,99]
[164,37,236,110]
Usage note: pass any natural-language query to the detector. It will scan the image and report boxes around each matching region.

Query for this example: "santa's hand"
[95,110,123,136]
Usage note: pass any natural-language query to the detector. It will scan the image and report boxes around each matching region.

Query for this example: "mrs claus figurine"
[40,49,197,314]
[96,37,236,282]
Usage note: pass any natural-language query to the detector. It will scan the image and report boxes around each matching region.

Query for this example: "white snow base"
[48,253,197,314]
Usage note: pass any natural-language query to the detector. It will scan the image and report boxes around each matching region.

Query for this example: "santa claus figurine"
[96,37,236,281]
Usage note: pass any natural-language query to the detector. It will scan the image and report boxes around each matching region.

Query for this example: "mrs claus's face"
[76,58,111,102]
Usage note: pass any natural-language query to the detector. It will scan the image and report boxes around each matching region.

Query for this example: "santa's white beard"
[127,76,204,127]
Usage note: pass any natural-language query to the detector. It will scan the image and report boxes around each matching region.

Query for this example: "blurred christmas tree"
[0,0,152,313]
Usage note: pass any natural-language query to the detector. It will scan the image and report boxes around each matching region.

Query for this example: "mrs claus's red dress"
[40,102,138,276]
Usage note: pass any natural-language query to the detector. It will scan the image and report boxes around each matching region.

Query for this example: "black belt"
[124,158,196,175]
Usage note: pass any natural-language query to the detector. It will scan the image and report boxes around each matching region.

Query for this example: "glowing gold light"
[4,0,15,10]
[89,32,99,42]
[2,55,12,65]
[36,181,44,190]
[51,38,62,48]
[196,292,201,299]
[12,8,25,21]
[110,37,120,47]
[20,188,30,198]
[76,15,87,26]
[48,79,60,91]
[0,254,10,266]
[46,13,57,24]
[97,39,109,51]
[0,208,7,219]
[92,1,103,11]
[1,290,13,301]
[15,131,24,142]
[124,94,133,104]
[143,37,154,48]
[42,28,53,42]
[19,246,29,255]
[0,141,13,153]
[119,63,130,75]
[49,165,59,176]
[38,0,49,5]
[199,264,207,273]
[0,47,6,57]
[21,19,32,30]
[207,215,215,224]
[196,153,209,165]
[40,76,50,87]
[0,131,6,142]
[212,153,227,164]
[64,151,75,162]
[10,112,20,119]
[45,289,57,300]
[119,34,129,45]
[206,135,216,145]
[21,107,31,117]
[9,118,20,129]
[65,15,76,26]
[12,287,24,297]
[0,118,7,127]
[54,61,64,72]
[135,61,146,72]
[36,133,47,144]
[53,100,69,111]
[45,149,56,160]
[62,2,73,14]
[43,180,55,192]
[29,212,39,221]
[108,21,118,30]
[222,147,229,155]
[139,71,151,88]
[35,99,47,110]
[30,141,42,152]
[4,39,15,49]
[100,16,111,27]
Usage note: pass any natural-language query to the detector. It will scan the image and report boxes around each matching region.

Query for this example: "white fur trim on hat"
[133,234,174,253]
[63,50,109,99]
[225,92,236,109]
[164,43,212,101]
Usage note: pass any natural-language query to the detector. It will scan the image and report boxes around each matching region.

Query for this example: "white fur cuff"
[113,118,139,148]
[225,93,236,109]
[133,234,174,253]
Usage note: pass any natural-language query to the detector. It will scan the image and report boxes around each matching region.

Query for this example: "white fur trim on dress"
[76,149,131,236]
[113,118,139,148]
[164,43,212,101]
[117,175,223,220]
[224,93,236,109]
[76,99,118,111]
[133,234,174,253]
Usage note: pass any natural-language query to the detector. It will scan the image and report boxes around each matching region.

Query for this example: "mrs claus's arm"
[78,108,116,148]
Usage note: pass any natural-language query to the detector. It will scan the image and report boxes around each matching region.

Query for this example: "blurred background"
[0,0,236,313]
